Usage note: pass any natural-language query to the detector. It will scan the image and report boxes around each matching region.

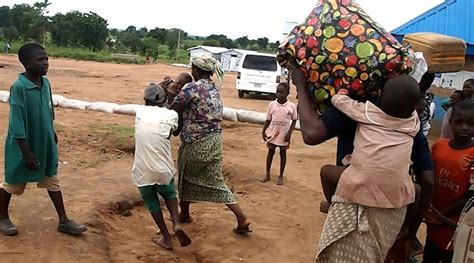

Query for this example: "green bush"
[4,40,191,64]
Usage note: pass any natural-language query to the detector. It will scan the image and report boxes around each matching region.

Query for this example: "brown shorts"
[2,176,60,195]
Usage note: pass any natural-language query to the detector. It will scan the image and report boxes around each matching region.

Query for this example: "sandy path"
[0,55,338,262]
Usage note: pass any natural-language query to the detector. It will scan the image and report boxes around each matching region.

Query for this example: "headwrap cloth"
[192,54,224,87]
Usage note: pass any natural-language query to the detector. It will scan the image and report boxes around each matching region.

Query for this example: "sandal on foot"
[152,237,173,251]
[175,228,192,247]
[0,219,18,236]
[233,222,252,235]
[58,220,87,235]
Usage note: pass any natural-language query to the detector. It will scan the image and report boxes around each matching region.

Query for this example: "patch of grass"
[6,40,191,65]
[89,123,135,153]
[7,41,145,64]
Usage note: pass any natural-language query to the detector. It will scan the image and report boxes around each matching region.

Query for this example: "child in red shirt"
[424,100,474,262]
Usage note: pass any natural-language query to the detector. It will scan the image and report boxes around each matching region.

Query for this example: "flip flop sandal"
[152,237,173,251]
[0,219,18,236]
[57,220,87,235]
[175,229,192,247]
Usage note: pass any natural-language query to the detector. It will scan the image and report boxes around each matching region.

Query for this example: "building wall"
[221,51,243,72]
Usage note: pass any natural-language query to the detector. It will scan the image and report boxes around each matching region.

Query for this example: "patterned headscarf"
[192,54,224,86]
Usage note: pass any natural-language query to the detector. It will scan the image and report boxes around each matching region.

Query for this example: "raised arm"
[291,67,328,145]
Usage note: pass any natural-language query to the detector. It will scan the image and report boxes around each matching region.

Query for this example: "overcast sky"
[3,0,444,41]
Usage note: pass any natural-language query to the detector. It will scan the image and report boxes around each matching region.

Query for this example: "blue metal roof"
[391,0,474,55]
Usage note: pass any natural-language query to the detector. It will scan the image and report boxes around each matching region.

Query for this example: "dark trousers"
[423,239,453,263]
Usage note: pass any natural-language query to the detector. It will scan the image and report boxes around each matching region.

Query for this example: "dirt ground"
[0,55,341,263]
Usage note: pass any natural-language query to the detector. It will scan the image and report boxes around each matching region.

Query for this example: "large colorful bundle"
[277,0,412,112]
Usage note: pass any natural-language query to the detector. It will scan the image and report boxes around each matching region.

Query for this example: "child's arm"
[427,207,458,228]
[9,83,39,170]
[285,120,297,142]
[438,196,470,216]
[262,120,270,141]
[330,94,369,124]
[438,161,474,216]
[262,103,274,141]
[16,139,39,170]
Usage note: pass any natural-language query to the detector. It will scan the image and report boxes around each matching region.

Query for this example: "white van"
[236,53,283,98]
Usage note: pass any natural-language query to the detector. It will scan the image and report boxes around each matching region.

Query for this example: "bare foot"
[174,225,192,247]
[234,218,252,235]
[277,176,284,185]
[152,237,173,251]
[260,175,270,183]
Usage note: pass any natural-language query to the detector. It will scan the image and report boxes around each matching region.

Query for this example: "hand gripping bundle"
[277,0,413,112]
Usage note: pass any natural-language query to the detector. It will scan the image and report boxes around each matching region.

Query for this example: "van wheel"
[269,94,276,100]
[238,90,245,98]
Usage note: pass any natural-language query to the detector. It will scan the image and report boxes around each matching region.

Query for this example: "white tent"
[187,46,228,65]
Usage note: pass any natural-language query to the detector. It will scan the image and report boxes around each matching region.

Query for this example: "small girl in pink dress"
[261,83,298,185]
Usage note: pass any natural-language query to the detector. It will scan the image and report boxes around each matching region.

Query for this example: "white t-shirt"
[131,106,178,187]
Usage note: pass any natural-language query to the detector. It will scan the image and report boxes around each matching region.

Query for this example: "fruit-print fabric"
[277,0,413,112]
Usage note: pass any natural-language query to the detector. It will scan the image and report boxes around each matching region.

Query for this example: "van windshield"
[242,55,278,72]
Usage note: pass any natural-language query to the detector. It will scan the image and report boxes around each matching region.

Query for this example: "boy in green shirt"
[0,43,87,236]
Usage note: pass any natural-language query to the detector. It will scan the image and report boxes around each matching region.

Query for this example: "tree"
[117,30,143,53]
[10,4,41,40]
[206,34,236,48]
[140,37,160,56]
[0,6,11,27]
[3,26,19,41]
[137,27,148,38]
[109,28,119,37]
[149,27,168,43]
[269,40,280,50]
[51,11,108,50]
[32,0,51,43]
[236,36,250,49]
[126,25,136,33]
[166,28,187,50]
[256,37,269,50]
[79,12,108,50]
[202,39,220,47]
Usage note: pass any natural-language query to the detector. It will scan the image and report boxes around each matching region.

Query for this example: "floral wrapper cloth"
[277,0,413,112]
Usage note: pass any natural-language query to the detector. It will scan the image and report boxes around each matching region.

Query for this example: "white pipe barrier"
[0,90,300,130]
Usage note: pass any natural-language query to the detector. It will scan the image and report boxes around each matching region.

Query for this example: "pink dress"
[331,94,419,208]
[265,100,298,147]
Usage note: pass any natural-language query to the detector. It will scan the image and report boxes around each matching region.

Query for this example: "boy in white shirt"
[132,84,191,250]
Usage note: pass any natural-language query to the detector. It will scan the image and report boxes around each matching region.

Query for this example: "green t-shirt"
[4,74,58,184]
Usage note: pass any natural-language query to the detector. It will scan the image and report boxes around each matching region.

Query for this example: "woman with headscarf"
[171,54,251,234]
